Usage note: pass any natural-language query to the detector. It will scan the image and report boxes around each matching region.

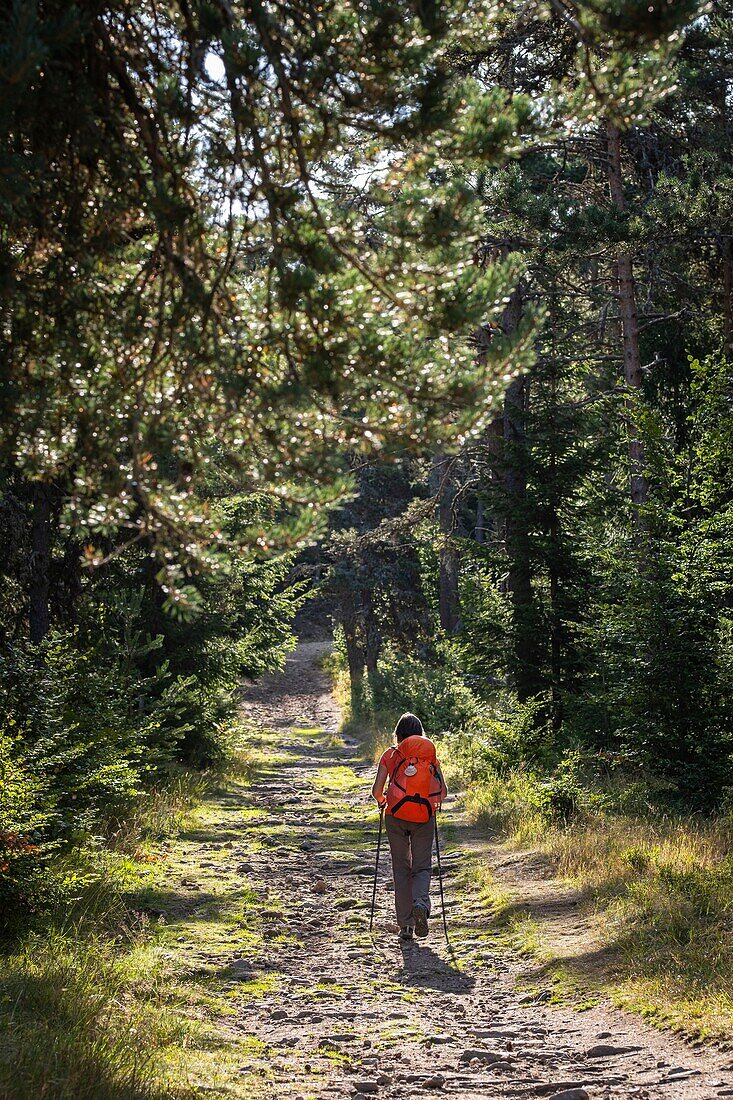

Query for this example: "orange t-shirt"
[379,746,399,775]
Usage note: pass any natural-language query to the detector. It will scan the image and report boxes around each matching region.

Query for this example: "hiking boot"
[399,925,414,941]
[412,905,429,939]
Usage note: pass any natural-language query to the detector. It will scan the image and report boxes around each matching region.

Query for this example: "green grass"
[0,767,217,1100]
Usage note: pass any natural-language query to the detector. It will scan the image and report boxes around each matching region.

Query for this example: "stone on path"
[586,1043,641,1058]
[460,1048,511,1064]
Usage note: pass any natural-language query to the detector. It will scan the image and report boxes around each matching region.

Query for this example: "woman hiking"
[371,713,448,941]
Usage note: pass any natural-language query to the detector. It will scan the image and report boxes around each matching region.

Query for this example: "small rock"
[353,1084,379,1095]
[227,958,253,978]
[312,878,327,894]
[270,1009,287,1020]
[460,1049,510,1065]
[658,1069,701,1083]
[376,1076,392,1086]
[586,1044,639,1058]
[422,1075,445,1090]
[549,1092,589,1100]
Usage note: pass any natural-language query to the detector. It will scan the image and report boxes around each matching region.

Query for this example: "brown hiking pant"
[385,814,435,927]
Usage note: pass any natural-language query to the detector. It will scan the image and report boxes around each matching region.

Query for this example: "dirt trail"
[157,642,733,1099]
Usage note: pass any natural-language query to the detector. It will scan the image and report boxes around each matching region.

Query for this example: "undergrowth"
[0,734,256,1100]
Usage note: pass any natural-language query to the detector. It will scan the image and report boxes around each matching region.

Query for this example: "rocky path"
[155,642,733,1099]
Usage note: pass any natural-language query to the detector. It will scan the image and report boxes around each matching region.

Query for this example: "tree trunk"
[548,468,563,731]
[430,452,461,634]
[500,277,542,701]
[474,495,485,543]
[606,119,648,511]
[503,373,540,700]
[29,481,52,643]
[362,590,382,676]
[722,234,733,351]
[341,593,366,688]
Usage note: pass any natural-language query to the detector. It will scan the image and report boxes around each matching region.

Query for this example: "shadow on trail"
[396,941,476,994]
[128,883,252,925]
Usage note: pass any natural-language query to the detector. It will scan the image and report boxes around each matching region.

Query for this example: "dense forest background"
[2,0,733,940]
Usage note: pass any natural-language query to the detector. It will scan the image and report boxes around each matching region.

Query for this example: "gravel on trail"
[159,640,733,1100]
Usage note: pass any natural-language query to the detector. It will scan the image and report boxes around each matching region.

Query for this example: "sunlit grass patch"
[312,765,363,792]
[0,927,185,1100]
[461,767,733,1039]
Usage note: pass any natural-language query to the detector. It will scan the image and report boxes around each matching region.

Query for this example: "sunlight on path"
[151,642,733,1100]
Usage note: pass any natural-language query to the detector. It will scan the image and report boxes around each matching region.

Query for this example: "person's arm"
[371,762,389,808]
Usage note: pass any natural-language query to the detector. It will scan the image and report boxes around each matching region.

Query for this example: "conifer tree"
[0,0,538,634]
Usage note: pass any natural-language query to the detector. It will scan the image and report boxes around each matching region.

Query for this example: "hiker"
[371,712,447,942]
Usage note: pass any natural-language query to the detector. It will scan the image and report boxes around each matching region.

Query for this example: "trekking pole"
[434,812,452,952]
[369,805,385,932]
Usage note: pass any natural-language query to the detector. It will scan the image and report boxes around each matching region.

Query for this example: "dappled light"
[2,0,733,1096]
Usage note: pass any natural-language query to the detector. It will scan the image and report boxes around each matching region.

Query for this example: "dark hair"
[393,712,424,743]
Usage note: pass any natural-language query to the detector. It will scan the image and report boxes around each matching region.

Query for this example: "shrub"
[0,635,152,928]
[369,644,481,733]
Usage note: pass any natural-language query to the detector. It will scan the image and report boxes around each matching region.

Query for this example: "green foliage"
[0,525,303,926]
[0,634,150,926]
[443,695,556,777]
[567,355,733,805]
[369,643,481,734]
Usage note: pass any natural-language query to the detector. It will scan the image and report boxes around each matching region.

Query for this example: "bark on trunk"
[501,278,542,700]
[474,496,485,544]
[430,452,461,634]
[340,591,365,680]
[547,357,564,732]
[503,373,540,700]
[548,501,563,731]
[362,590,382,676]
[606,119,648,511]
[29,481,52,643]
[722,234,733,351]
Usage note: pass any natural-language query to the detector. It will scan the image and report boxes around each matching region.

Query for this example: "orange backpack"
[385,735,443,823]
